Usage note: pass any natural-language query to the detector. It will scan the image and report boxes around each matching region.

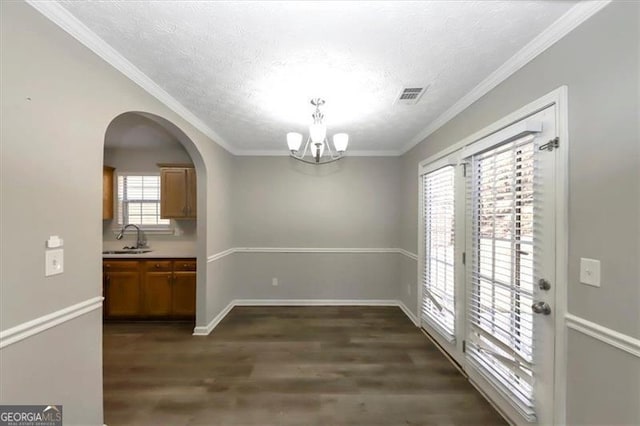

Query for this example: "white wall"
[399,2,639,424]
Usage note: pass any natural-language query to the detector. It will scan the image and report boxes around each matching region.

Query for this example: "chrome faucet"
[116,224,148,249]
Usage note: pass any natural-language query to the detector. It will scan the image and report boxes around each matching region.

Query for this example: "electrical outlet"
[272,278,278,287]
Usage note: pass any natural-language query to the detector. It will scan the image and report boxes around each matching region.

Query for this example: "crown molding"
[27,1,610,158]
[401,0,612,155]
[26,0,238,155]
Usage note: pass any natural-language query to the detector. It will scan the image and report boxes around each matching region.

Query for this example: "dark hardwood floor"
[103,306,507,425]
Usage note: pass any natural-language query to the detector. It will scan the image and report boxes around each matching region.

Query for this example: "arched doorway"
[102,111,208,328]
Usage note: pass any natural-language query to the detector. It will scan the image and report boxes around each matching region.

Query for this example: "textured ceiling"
[59,1,578,154]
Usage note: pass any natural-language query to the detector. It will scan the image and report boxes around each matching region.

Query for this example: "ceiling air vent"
[395,85,429,105]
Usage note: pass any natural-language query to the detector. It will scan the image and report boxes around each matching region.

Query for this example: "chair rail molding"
[0,296,104,349]
[566,313,640,358]
[207,247,418,263]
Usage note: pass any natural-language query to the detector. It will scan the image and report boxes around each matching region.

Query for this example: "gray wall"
[400,2,639,424]
[232,156,401,248]
[0,2,235,424]
[229,156,403,303]
[103,146,191,175]
[0,311,103,426]
[233,252,400,301]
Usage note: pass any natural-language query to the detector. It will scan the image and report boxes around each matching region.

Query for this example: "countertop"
[102,241,196,259]
[102,251,196,259]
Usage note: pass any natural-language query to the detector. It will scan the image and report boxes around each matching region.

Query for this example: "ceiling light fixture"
[287,98,348,164]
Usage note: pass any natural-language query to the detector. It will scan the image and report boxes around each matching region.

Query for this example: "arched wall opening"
[102,111,208,327]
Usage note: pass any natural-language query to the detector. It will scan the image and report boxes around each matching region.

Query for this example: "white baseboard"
[0,296,104,349]
[192,301,235,336]
[193,299,418,336]
[233,299,399,307]
[397,301,419,326]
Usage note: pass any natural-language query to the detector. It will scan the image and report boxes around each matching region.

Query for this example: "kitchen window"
[116,174,170,229]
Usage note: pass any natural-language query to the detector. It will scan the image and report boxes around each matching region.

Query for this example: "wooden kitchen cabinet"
[103,260,141,318]
[159,164,196,219]
[103,258,196,320]
[103,166,115,220]
[143,261,173,316]
[172,260,197,317]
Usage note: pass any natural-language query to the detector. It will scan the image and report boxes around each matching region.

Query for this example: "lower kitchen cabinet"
[103,260,141,318]
[173,262,197,316]
[143,260,173,317]
[103,258,196,320]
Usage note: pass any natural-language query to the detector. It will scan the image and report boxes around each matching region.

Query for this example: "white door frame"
[416,86,569,425]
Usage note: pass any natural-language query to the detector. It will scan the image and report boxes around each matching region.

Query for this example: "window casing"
[117,174,170,229]
[421,165,456,341]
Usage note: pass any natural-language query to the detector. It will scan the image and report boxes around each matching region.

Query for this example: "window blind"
[421,166,456,341]
[117,175,169,227]
[466,135,537,421]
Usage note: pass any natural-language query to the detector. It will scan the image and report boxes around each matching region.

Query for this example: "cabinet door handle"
[155,263,161,268]
[183,264,188,268]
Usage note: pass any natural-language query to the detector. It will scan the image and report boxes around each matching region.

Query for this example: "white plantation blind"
[421,166,456,341]
[466,135,538,420]
[117,175,170,227]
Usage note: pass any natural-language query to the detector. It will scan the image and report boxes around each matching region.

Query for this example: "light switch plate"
[45,249,64,277]
[579,258,600,287]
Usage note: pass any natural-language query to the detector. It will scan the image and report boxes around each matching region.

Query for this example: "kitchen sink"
[102,249,153,255]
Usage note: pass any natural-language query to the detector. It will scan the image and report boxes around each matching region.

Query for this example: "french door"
[419,104,560,425]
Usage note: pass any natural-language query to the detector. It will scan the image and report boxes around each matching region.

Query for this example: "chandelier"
[286,98,349,164]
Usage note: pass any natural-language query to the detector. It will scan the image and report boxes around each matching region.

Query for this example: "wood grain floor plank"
[104,306,506,425]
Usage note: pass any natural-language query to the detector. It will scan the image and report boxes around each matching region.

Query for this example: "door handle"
[531,301,551,315]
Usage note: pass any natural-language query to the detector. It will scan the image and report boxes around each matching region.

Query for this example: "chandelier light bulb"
[309,123,327,144]
[287,132,303,152]
[333,133,349,152]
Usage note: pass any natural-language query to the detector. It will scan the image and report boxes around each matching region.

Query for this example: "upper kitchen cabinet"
[159,164,196,219]
[103,166,115,220]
